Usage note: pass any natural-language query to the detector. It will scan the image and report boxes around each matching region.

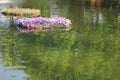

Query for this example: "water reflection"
[11,31,76,80]
[0,0,12,4]
[0,23,27,80]
[0,0,120,80]
[0,0,23,28]
[49,0,70,17]
[0,64,27,80]
[0,1,25,79]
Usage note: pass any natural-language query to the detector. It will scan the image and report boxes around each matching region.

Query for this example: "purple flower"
[16,17,71,29]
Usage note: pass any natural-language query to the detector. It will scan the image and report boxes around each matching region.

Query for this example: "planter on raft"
[1,7,41,17]
[16,17,71,32]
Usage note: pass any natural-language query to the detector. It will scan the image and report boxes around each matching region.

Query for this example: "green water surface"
[0,0,120,80]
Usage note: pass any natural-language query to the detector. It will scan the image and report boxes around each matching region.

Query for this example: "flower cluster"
[1,7,40,17]
[16,17,71,30]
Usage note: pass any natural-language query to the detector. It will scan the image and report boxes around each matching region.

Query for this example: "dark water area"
[0,0,120,80]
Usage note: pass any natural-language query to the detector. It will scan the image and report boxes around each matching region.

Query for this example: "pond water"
[0,0,120,80]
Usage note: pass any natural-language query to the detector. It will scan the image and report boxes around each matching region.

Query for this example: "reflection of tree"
[87,0,120,8]
[5,27,119,80]
[3,23,21,67]
[49,0,72,17]
[14,31,76,80]
[2,28,120,80]
[21,0,50,17]
[1,0,120,80]
[68,1,120,80]
[118,13,120,27]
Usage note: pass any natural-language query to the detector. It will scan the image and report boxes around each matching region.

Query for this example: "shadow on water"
[0,0,120,80]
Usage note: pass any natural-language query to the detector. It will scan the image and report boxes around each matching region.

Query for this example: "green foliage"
[0,0,120,80]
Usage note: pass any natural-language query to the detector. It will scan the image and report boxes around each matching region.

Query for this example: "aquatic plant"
[1,7,41,17]
[16,17,71,32]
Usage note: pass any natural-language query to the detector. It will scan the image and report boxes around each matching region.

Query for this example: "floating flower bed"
[1,8,41,17]
[16,17,71,32]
